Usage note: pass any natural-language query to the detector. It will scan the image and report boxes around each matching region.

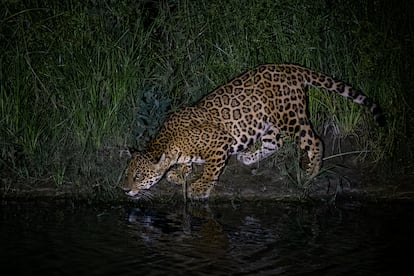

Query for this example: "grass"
[1,0,413,200]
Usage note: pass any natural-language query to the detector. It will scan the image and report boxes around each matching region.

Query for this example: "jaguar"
[122,64,384,199]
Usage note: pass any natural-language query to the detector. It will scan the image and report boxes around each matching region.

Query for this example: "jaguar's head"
[121,150,169,198]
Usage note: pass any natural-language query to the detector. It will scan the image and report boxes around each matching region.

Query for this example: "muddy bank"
[124,132,414,203]
[141,155,414,203]
[2,160,413,203]
[2,135,414,203]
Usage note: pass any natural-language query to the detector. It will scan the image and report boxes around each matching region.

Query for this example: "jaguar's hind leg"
[296,125,323,177]
[237,126,283,165]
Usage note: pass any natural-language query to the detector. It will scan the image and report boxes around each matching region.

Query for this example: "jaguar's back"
[197,64,383,154]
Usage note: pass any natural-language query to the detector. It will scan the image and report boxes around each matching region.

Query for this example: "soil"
[2,133,413,203]
[147,154,414,204]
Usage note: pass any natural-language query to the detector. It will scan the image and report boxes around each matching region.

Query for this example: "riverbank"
[2,135,413,204]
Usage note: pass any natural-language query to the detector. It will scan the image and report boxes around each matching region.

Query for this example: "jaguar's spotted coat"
[122,64,384,199]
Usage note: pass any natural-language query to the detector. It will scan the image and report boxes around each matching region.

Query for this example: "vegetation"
[1,0,413,200]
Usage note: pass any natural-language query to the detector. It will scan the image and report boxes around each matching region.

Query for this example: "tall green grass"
[1,1,149,198]
[1,0,412,199]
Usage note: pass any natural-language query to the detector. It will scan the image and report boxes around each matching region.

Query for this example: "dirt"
[2,133,413,203]
[123,132,414,203]
[144,154,413,204]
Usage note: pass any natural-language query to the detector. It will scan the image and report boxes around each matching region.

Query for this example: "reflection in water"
[1,201,413,275]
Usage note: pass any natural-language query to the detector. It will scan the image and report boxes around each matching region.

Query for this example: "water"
[1,200,413,275]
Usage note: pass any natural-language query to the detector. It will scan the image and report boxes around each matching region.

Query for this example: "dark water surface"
[1,200,413,275]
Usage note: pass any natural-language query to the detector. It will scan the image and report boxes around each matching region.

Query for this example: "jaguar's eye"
[134,173,142,182]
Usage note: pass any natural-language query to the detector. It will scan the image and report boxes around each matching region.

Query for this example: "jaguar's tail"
[281,64,385,126]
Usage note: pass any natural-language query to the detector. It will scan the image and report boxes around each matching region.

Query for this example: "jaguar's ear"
[155,153,169,170]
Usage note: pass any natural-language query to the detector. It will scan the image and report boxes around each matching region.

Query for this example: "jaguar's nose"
[124,189,139,197]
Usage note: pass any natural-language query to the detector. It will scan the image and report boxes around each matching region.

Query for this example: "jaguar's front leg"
[187,126,234,200]
[166,163,192,185]
[187,158,226,200]
[187,179,216,200]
